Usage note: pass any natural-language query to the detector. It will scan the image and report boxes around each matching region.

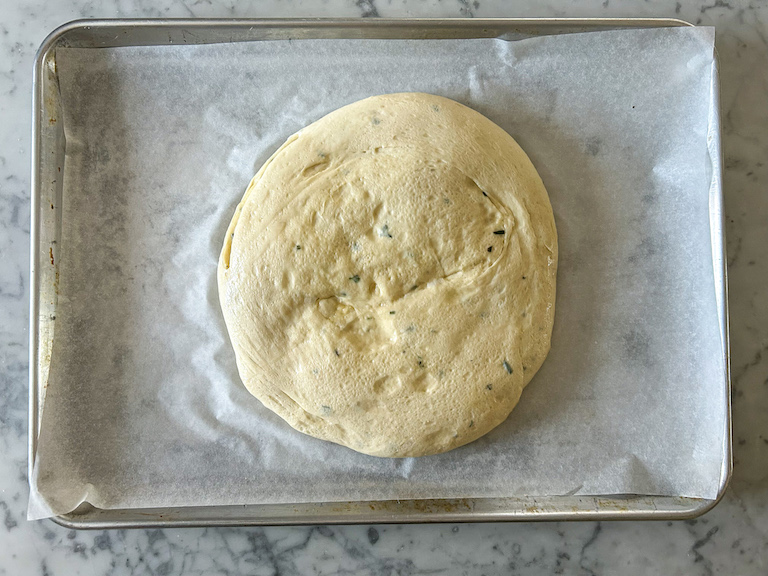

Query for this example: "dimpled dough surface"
[218,93,557,457]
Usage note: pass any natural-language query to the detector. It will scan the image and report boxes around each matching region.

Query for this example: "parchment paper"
[29,26,726,520]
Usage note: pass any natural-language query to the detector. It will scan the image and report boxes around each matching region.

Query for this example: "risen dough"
[218,93,557,457]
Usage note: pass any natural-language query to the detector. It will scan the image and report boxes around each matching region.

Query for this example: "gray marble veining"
[0,0,766,574]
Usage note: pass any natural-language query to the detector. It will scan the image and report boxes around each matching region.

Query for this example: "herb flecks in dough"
[217,93,558,458]
[503,360,513,374]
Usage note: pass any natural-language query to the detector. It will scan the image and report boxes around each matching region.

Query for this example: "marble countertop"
[1,0,766,574]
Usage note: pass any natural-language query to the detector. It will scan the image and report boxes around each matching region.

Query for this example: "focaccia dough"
[218,93,557,457]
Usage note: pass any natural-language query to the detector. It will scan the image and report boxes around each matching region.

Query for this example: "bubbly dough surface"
[218,93,557,457]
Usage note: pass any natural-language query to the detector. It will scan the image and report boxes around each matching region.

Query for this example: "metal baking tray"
[30,17,731,528]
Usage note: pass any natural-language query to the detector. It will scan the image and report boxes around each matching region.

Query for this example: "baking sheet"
[28,26,725,520]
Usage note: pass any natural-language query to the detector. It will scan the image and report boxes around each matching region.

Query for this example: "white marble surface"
[0,0,766,574]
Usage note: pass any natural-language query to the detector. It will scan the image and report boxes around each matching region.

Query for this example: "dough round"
[218,93,557,457]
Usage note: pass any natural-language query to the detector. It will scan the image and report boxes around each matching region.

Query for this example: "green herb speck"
[482,191,488,197]
[493,230,506,235]
[469,420,474,428]
[295,244,302,250]
[334,349,340,357]
[379,224,392,238]
[432,104,440,112]
[371,117,381,125]
[486,384,493,390]
[389,310,396,315]
[503,360,513,374]
[349,274,360,283]
[487,246,493,253]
